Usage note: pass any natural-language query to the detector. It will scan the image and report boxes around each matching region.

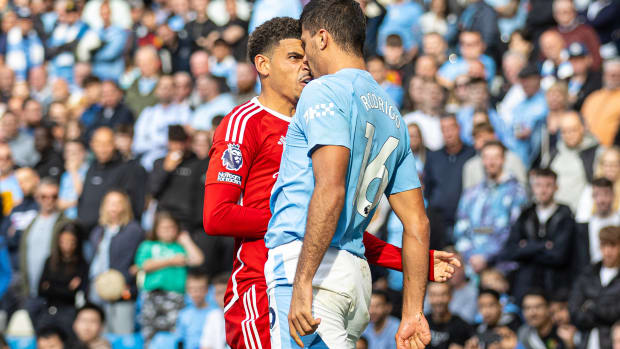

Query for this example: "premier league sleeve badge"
[221,143,243,171]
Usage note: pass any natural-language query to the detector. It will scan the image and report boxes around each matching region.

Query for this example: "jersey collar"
[251,97,293,123]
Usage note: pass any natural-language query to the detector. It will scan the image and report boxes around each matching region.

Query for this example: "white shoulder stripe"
[238,107,264,144]
[232,105,259,143]
[225,101,254,142]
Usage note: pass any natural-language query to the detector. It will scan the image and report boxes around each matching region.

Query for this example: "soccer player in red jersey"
[203,17,459,349]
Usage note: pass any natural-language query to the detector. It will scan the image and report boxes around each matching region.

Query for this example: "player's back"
[266,69,418,258]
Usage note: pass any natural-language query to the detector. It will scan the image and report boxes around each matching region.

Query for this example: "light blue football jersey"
[265,69,421,258]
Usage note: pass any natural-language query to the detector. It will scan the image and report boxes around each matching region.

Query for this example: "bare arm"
[288,145,350,346]
[388,187,431,348]
[177,231,204,266]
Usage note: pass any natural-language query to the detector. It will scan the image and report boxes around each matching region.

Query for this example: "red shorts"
[225,283,271,349]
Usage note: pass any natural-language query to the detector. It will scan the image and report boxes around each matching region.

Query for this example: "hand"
[557,324,576,348]
[288,282,320,347]
[469,255,487,273]
[433,251,462,282]
[170,254,187,267]
[515,127,532,140]
[177,230,192,244]
[395,312,431,349]
[163,151,183,171]
[69,277,81,290]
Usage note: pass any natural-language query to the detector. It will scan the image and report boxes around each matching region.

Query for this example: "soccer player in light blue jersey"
[263,1,432,348]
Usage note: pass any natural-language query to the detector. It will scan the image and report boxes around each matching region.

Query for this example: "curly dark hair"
[300,0,366,56]
[247,17,301,66]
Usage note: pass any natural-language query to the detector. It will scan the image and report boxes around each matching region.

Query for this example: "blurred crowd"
[0,0,617,348]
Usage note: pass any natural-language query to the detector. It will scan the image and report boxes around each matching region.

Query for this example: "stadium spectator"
[173,71,194,109]
[496,51,527,123]
[6,9,44,82]
[19,179,69,310]
[157,23,192,74]
[408,122,427,175]
[175,269,210,349]
[420,0,457,41]
[539,30,571,91]
[32,126,64,183]
[423,115,476,231]
[233,62,258,104]
[384,34,416,86]
[78,127,146,234]
[0,143,23,215]
[454,140,527,275]
[499,168,576,302]
[0,110,37,167]
[124,46,161,117]
[367,55,404,108]
[135,212,203,342]
[509,64,548,167]
[209,39,237,89]
[87,190,143,334]
[414,54,439,80]
[403,79,447,151]
[362,290,400,349]
[198,272,228,349]
[476,289,522,336]
[479,268,520,316]
[190,74,235,131]
[576,148,620,223]
[84,80,133,143]
[28,66,52,108]
[566,43,602,111]
[457,77,506,146]
[458,0,500,59]
[36,325,67,349]
[582,58,620,147]
[132,75,191,171]
[518,289,567,349]
[446,251,478,323]
[72,303,111,349]
[189,50,210,79]
[402,75,426,114]
[553,0,602,71]
[426,282,474,349]
[377,0,423,56]
[422,32,448,67]
[463,122,527,190]
[550,111,601,212]
[537,82,570,168]
[549,291,579,349]
[437,30,496,87]
[149,125,209,232]
[184,0,217,52]
[37,223,87,334]
[569,225,620,349]
[22,98,44,135]
[90,1,129,82]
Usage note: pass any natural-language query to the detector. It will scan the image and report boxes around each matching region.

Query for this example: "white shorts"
[264,240,372,349]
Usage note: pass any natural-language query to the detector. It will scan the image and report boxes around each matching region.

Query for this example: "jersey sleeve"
[297,79,351,156]
[386,147,421,196]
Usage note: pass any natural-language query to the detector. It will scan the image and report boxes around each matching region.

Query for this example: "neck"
[258,85,296,117]
[40,210,55,217]
[324,51,366,76]
[374,316,388,332]
[537,320,553,338]
[432,310,451,323]
[598,210,612,218]
[538,200,555,209]
[445,142,462,155]
[488,172,503,183]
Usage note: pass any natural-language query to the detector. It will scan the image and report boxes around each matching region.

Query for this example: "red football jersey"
[205,97,291,312]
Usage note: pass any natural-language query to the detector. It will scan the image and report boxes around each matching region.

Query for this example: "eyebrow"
[288,52,304,58]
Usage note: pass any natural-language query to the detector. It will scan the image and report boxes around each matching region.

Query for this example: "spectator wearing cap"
[190,75,236,131]
[566,42,602,111]
[462,122,527,191]
[549,111,601,212]
[553,0,602,71]
[88,189,144,334]
[367,56,404,108]
[498,168,576,303]
[90,1,129,82]
[148,125,210,233]
[423,115,476,232]
[437,30,496,87]
[453,141,527,276]
[569,226,620,349]
[78,127,146,233]
[426,282,474,349]
[45,0,90,84]
[124,46,161,117]
[362,290,401,349]
[582,59,620,147]
[519,289,568,349]
[5,9,44,82]
[132,75,192,171]
[0,111,38,167]
[157,23,192,74]
[508,64,548,167]
[85,81,134,143]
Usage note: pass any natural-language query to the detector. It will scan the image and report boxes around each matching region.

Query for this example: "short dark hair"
[481,139,505,155]
[187,268,209,283]
[473,122,495,138]
[467,77,487,87]
[592,177,614,189]
[531,167,557,181]
[247,17,301,66]
[211,272,230,286]
[115,124,134,137]
[83,75,101,87]
[478,288,501,302]
[366,55,385,65]
[300,0,366,56]
[599,225,620,244]
[386,34,403,47]
[76,302,105,323]
[549,288,570,303]
[371,289,390,303]
[36,325,67,343]
[522,288,549,304]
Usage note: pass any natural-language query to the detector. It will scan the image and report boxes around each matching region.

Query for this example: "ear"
[318,29,329,51]
[254,54,270,77]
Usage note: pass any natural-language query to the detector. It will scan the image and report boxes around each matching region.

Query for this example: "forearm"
[294,185,345,286]
[402,220,430,316]
[179,237,204,266]
[142,258,174,272]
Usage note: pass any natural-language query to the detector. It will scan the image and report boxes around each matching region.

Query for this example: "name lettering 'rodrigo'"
[359,92,401,128]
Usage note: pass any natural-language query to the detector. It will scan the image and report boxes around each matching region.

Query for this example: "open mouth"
[299,75,313,86]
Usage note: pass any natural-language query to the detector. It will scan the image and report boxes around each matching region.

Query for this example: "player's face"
[269,38,312,103]
[300,28,323,78]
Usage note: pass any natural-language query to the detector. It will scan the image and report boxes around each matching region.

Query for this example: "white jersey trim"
[251,97,293,123]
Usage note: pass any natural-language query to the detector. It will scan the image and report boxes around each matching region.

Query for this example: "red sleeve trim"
[429,249,435,282]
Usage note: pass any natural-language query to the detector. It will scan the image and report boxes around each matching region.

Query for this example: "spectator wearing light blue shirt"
[190,75,236,131]
[362,290,400,349]
[91,2,129,82]
[175,271,211,349]
[248,0,303,33]
[377,0,424,55]
[367,55,404,108]
[438,30,496,86]
[5,11,45,81]
[58,140,89,220]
